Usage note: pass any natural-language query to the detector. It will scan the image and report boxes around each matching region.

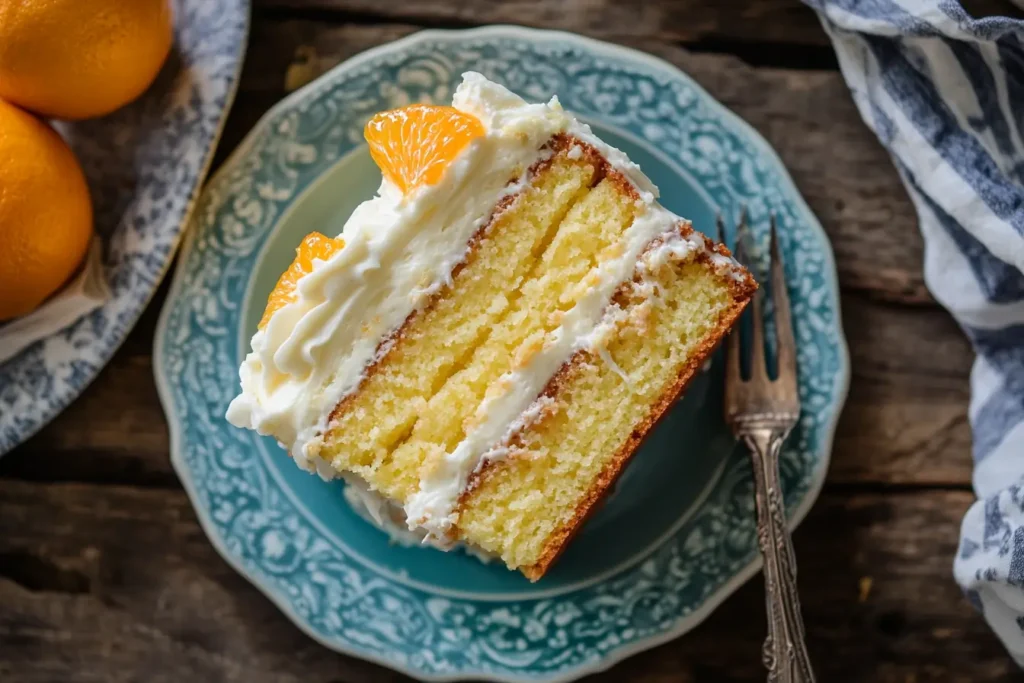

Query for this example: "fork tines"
[723,210,800,423]
[769,215,797,395]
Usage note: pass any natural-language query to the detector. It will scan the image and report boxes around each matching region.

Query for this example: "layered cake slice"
[227,72,756,580]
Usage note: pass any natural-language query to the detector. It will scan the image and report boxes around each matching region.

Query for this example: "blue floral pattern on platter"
[155,27,849,682]
[0,0,249,455]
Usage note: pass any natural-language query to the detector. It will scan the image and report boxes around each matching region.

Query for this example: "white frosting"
[342,474,495,563]
[341,474,429,546]
[227,73,570,471]
[405,204,704,539]
[227,72,746,543]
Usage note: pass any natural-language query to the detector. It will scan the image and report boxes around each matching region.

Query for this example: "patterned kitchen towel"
[802,0,1024,664]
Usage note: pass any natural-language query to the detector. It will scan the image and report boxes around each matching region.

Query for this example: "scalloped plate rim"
[0,2,250,457]
[155,24,850,683]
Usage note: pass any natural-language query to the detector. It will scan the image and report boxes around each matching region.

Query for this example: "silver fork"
[719,211,816,683]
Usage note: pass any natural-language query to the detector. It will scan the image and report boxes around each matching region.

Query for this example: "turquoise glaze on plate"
[155,26,849,682]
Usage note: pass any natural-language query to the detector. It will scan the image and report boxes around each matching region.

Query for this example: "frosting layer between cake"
[227,73,569,473]
[227,72,741,540]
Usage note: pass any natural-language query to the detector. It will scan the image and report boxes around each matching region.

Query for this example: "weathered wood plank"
[0,23,979,486]
[609,487,1013,683]
[257,0,831,47]
[0,290,975,487]
[0,480,1007,682]
[252,0,1023,48]
[831,295,974,486]
[221,20,930,303]
[0,7,1007,683]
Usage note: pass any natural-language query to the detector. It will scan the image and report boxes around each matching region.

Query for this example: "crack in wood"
[1,3,1017,680]
[0,480,1010,681]
[0,452,182,489]
[0,551,91,595]
[254,2,480,31]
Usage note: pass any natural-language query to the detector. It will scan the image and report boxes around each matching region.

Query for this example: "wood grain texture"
[0,7,1003,682]
[3,21,976,488]
[831,294,974,486]
[0,480,1009,682]
[224,20,931,304]
[0,289,974,487]
[253,0,1023,48]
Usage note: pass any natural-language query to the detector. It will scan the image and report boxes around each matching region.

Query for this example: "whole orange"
[0,0,173,120]
[0,100,93,321]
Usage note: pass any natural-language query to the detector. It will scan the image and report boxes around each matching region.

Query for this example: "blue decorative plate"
[155,26,849,682]
[0,0,248,455]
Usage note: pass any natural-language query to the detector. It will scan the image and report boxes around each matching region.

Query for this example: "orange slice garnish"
[364,104,485,195]
[259,232,345,329]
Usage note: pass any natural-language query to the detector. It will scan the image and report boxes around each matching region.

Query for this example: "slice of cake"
[227,72,756,580]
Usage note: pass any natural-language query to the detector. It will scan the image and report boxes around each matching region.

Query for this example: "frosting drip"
[226,72,744,542]
[227,73,570,471]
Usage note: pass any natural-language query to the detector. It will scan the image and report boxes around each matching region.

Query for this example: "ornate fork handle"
[743,428,816,683]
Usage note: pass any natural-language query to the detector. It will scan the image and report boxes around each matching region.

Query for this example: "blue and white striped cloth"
[804,0,1024,664]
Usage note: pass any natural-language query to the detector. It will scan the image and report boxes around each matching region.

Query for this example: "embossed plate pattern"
[0,0,249,455]
[155,26,849,682]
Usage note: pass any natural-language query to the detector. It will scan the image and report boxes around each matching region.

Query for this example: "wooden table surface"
[3,1,1022,681]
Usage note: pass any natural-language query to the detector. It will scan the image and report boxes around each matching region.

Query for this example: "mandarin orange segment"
[259,232,345,329]
[364,104,485,195]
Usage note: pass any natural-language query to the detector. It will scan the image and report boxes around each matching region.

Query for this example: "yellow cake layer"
[320,153,597,479]
[374,178,638,502]
[316,137,751,581]
[456,257,742,576]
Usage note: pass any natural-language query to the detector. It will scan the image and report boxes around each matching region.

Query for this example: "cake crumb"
[596,344,631,386]
[547,310,565,327]
[493,375,514,395]
[513,336,545,369]
[418,445,447,480]
[858,576,872,603]
[628,300,654,334]
[598,241,625,262]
